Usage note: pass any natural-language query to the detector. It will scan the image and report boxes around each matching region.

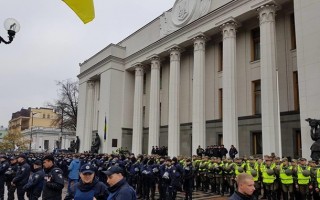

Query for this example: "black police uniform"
[12,159,31,200]
[0,157,9,200]
[183,162,194,200]
[42,165,65,200]
[23,165,45,200]
[5,160,18,200]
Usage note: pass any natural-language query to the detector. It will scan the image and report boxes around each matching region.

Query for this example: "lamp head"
[4,18,20,33]
[3,18,20,43]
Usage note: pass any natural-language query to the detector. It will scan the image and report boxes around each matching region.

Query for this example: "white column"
[192,34,207,155]
[258,4,281,156]
[168,46,181,157]
[221,21,239,151]
[148,56,161,151]
[132,65,144,155]
[84,81,95,152]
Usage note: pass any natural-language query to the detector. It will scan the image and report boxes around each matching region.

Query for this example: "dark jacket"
[229,191,255,200]
[12,160,30,186]
[4,163,18,183]
[23,167,45,198]
[65,178,108,200]
[42,165,64,200]
[0,160,10,176]
[107,178,136,200]
[229,147,238,159]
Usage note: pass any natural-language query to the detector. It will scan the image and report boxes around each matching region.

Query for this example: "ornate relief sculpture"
[160,0,212,37]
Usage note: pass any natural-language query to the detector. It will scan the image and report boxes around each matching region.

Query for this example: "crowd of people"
[1,147,320,200]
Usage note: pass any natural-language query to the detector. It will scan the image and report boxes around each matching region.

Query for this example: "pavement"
[4,182,229,200]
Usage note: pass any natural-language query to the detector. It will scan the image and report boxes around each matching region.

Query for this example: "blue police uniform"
[12,158,31,200]
[23,165,45,200]
[0,157,9,200]
[65,178,108,200]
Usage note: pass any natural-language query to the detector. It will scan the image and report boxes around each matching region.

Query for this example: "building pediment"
[160,0,212,37]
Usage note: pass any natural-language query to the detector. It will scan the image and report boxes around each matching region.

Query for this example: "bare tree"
[48,79,78,131]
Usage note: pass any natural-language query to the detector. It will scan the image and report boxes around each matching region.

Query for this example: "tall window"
[294,130,301,158]
[252,132,262,155]
[160,67,163,90]
[290,13,296,50]
[218,42,223,71]
[44,140,49,150]
[253,80,261,114]
[143,73,147,94]
[159,103,162,125]
[219,89,223,119]
[293,71,300,111]
[218,133,223,145]
[142,106,146,127]
[251,28,260,61]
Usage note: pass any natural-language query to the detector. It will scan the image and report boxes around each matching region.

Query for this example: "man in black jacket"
[23,159,45,200]
[0,155,9,200]
[5,156,18,200]
[12,154,31,200]
[229,173,255,200]
[103,166,136,200]
[42,154,64,200]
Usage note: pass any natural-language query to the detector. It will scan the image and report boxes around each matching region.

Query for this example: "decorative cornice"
[77,55,124,79]
[124,0,251,65]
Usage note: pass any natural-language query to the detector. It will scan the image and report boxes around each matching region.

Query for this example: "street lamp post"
[29,112,36,152]
[0,18,20,44]
[59,108,64,149]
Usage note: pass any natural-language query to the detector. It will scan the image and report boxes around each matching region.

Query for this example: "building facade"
[77,0,320,159]
[8,107,75,151]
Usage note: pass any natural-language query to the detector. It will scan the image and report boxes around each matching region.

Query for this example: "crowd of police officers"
[2,149,320,200]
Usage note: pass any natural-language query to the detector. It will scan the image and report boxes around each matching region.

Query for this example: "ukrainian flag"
[63,0,95,24]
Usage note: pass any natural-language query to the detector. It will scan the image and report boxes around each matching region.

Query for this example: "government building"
[76,0,320,159]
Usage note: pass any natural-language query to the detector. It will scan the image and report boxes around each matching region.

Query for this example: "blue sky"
[0,0,174,127]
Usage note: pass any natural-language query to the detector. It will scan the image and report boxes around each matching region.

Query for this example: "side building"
[76,0,320,159]
[8,107,75,151]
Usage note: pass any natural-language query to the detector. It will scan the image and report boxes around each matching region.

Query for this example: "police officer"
[23,159,45,200]
[183,159,194,200]
[42,154,65,200]
[64,163,109,200]
[196,145,204,157]
[294,158,312,200]
[5,156,18,200]
[278,158,294,200]
[12,154,31,200]
[0,155,9,200]
[260,156,277,200]
[161,159,174,199]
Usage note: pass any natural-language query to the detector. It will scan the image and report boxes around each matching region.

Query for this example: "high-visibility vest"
[246,163,259,181]
[261,165,276,184]
[316,168,320,188]
[279,166,293,184]
[297,165,310,185]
